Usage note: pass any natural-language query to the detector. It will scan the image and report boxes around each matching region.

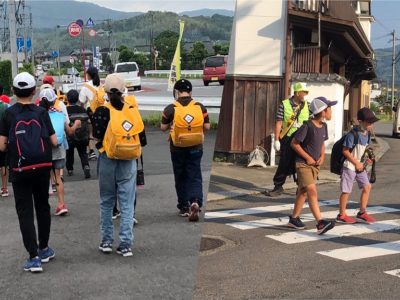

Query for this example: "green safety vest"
[282,99,309,137]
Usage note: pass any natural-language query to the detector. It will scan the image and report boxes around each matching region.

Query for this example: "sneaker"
[179,207,190,217]
[316,219,335,235]
[116,245,133,257]
[23,257,43,273]
[38,247,55,263]
[133,217,139,225]
[357,211,376,224]
[336,213,356,224]
[89,150,97,161]
[84,166,91,179]
[67,170,73,176]
[287,216,305,229]
[1,188,9,197]
[99,242,113,253]
[112,209,121,220]
[265,186,284,197]
[55,205,68,216]
[188,202,200,222]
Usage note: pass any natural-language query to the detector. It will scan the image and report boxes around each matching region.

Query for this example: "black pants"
[171,149,203,209]
[12,171,51,258]
[273,135,294,188]
[66,140,89,171]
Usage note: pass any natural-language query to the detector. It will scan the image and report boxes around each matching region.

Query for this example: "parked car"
[202,55,228,86]
[393,102,400,137]
[114,62,141,91]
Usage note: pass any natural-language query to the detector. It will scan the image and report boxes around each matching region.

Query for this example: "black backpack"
[330,129,358,175]
[8,105,52,172]
[69,112,89,143]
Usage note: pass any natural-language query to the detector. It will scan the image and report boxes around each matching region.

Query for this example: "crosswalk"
[205,199,400,271]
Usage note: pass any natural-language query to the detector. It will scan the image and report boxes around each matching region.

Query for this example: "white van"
[114,62,141,91]
[393,102,400,137]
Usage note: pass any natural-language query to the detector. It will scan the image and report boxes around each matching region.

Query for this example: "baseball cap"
[13,72,36,89]
[43,75,55,85]
[104,73,125,93]
[293,82,309,93]
[357,107,379,123]
[309,96,338,115]
[174,79,192,93]
[39,88,57,103]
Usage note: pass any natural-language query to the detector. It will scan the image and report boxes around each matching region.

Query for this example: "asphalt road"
[0,129,216,299]
[194,122,400,300]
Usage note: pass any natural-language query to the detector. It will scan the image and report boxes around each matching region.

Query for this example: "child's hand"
[316,157,323,166]
[306,157,317,166]
[366,159,373,165]
[74,120,81,128]
[355,162,364,172]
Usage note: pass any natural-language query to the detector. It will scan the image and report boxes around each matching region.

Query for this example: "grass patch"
[375,114,393,123]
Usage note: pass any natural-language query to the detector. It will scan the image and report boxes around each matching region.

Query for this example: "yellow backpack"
[170,100,204,147]
[84,83,106,113]
[102,95,144,160]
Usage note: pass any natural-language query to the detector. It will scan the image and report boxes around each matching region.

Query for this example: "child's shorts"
[53,159,65,170]
[340,167,370,193]
[0,151,7,167]
[296,163,320,190]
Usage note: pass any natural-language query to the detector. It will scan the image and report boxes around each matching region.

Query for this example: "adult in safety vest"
[265,82,310,197]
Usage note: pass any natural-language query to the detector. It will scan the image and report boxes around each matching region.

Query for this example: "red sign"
[68,22,82,37]
[88,29,96,37]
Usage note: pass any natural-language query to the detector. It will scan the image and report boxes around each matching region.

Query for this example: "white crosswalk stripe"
[206,201,400,264]
[228,206,400,230]
[317,240,400,261]
[384,269,400,278]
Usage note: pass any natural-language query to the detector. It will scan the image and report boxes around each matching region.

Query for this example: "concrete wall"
[292,82,345,153]
[227,0,287,76]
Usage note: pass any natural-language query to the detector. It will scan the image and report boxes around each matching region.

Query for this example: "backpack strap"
[84,83,98,100]
[349,129,359,152]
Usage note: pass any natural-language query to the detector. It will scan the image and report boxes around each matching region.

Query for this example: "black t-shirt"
[161,97,210,152]
[0,103,55,182]
[293,120,328,164]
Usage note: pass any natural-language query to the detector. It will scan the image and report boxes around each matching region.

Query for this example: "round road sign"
[88,29,96,37]
[68,22,82,37]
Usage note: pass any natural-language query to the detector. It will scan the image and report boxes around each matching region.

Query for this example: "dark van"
[202,55,228,86]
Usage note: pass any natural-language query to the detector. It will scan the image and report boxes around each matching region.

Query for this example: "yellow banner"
[168,20,185,91]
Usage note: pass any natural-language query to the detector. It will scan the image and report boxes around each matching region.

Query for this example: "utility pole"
[8,0,18,78]
[30,12,34,71]
[391,30,396,119]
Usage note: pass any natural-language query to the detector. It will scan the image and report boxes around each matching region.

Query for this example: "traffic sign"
[68,22,82,37]
[86,17,95,28]
[51,50,59,58]
[16,36,24,52]
[88,29,96,37]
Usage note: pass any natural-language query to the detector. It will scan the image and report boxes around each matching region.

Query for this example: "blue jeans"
[98,153,136,246]
[171,149,203,209]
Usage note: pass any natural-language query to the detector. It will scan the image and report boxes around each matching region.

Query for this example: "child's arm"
[291,138,316,166]
[316,143,325,166]
[49,134,58,146]
[343,147,364,172]
[64,120,81,136]
[0,136,7,152]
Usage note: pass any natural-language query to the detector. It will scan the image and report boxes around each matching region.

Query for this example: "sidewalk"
[207,137,390,201]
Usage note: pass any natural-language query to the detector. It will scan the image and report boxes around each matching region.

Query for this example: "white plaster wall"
[359,17,373,41]
[227,0,286,76]
[291,82,345,153]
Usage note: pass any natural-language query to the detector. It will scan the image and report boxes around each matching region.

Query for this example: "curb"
[207,137,390,202]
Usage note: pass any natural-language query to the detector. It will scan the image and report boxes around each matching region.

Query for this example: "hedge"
[0,60,12,95]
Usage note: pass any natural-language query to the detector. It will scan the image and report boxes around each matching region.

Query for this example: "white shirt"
[79,80,99,108]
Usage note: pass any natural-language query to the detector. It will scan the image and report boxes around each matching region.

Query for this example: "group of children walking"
[285,96,379,235]
[0,71,208,272]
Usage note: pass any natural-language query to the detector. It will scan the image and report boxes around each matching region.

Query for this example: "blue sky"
[371,0,400,49]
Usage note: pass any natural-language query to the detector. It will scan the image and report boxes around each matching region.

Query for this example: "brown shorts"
[296,163,320,190]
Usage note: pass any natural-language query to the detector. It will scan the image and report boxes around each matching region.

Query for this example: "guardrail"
[144,70,203,78]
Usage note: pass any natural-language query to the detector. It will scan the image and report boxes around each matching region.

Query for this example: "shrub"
[0,60,12,95]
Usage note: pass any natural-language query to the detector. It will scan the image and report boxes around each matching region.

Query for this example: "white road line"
[205,200,342,219]
[384,269,400,278]
[228,206,400,230]
[317,240,400,261]
[266,219,400,244]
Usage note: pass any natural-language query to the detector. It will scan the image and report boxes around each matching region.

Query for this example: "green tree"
[213,43,229,55]
[0,60,12,95]
[154,30,180,69]
[119,48,134,62]
[186,42,208,69]
[132,53,151,72]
